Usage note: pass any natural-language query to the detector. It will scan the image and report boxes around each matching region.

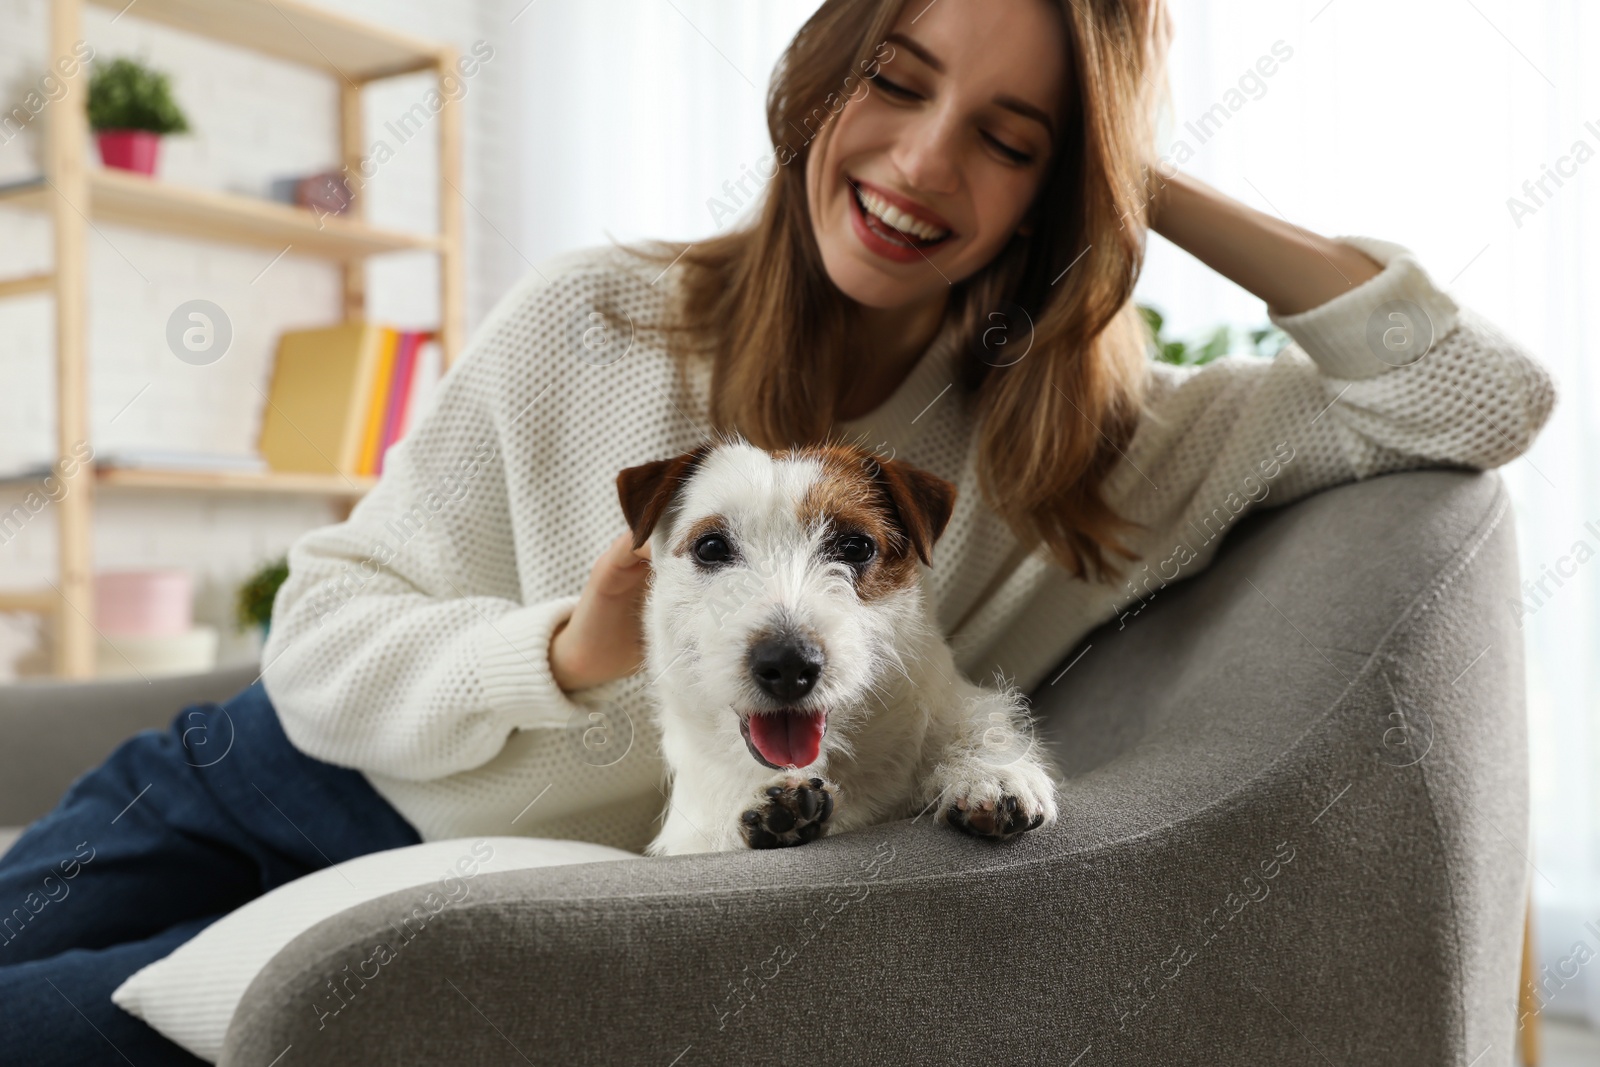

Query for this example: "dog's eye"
[833,533,876,566]
[693,533,734,565]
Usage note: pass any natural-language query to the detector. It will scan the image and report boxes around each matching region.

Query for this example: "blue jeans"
[0,681,422,1065]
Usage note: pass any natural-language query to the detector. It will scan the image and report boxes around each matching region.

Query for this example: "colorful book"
[356,328,401,475]
[387,332,423,447]
[257,322,389,476]
[399,334,443,441]
[375,331,421,475]
[97,448,267,473]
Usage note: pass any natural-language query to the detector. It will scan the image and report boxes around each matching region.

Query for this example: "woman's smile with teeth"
[852,183,952,246]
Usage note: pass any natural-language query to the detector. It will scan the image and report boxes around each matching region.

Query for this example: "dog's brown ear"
[616,443,715,552]
[869,456,957,567]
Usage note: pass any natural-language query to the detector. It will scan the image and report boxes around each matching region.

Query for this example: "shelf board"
[0,590,58,615]
[0,169,443,260]
[0,272,53,299]
[96,467,375,497]
[85,0,444,81]
[0,466,372,496]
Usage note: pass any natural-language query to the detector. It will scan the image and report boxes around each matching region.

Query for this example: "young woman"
[0,0,1557,1061]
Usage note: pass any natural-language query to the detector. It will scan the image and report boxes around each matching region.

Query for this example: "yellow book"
[357,328,401,475]
[257,322,387,476]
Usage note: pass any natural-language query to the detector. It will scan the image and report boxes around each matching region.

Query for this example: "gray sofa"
[0,662,263,850]
[0,469,1531,1065]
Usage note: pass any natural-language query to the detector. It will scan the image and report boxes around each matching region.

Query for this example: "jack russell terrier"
[615,434,1060,857]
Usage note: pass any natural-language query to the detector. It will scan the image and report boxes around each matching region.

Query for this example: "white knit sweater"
[262,235,1558,852]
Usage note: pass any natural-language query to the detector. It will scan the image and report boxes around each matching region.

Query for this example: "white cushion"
[111,836,640,1062]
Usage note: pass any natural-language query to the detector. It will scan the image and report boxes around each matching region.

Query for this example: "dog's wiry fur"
[618,433,1060,856]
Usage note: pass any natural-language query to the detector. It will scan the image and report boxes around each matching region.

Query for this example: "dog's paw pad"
[944,791,1049,840]
[740,776,835,849]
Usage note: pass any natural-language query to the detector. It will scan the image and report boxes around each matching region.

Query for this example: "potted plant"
[235,556,289,641]
[1138,304,1289,366]
[87,57,190,176]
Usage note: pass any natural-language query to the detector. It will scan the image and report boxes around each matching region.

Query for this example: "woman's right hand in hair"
[548,529,653,694]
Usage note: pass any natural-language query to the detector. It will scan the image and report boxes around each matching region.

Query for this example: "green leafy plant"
[1138,303,1288,367]
[87,57,190,134]
[236,556,289,635]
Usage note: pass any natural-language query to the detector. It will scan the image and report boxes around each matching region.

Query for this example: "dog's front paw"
[739,775,836,849]
[936,763,1057,840]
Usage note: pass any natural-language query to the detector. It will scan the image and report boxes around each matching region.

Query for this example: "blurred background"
[0,0,1593,1050]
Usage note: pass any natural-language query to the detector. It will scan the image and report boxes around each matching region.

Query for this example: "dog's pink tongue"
[748,710,825,768]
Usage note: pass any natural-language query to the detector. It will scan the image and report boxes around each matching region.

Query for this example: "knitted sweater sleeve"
[1123,235,1559,527]
[260,255,610,782]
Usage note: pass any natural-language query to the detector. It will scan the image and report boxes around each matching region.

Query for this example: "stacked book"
[258,323,442,478]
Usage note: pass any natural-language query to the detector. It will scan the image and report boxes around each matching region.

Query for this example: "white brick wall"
[0,0,525,676]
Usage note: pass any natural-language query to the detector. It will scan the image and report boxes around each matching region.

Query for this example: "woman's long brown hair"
[615,0,1173,586]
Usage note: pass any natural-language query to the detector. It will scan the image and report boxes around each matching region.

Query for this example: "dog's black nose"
[748,634,824,703]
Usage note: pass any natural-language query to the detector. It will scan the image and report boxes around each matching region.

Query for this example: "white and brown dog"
[617,434,1060,857]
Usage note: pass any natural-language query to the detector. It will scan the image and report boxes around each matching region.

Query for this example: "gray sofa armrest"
[0,663,261,826]
[221,470,1528,1066]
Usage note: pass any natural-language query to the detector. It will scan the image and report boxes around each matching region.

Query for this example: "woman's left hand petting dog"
[616,433,1061,856]
[548,528,653,694]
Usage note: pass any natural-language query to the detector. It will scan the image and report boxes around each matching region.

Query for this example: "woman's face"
[806,0,1068,311]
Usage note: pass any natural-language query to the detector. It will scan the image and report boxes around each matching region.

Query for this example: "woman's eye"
[984,132,1034,166]
[693,534,734,565]
[872,74,919,101]
[834,534,876,566]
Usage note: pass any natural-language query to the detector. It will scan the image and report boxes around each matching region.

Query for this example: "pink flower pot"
[95,569,193,637]
[96,129,162,175]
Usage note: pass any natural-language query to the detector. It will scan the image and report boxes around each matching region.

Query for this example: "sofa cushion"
[111,836,640,1062]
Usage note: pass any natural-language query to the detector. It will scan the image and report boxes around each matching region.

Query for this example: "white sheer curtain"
[507,0,1598,1022]
[1148,0,1599,1025]
[507,0,819,266]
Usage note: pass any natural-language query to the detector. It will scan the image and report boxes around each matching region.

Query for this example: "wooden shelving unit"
[0,169,447,259]
[95,468,377,496]
[0,0,464,678]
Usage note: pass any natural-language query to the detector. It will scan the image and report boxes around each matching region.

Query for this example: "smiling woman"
[814,12,1068,286]
[623,0,1173,585]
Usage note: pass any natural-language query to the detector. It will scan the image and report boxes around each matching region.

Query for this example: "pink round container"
[95,569,193,637]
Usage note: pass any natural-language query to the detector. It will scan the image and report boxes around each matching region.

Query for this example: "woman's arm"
[260,252,636,783]
[1147,168,1383,317]
[1105,231,1557,554]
